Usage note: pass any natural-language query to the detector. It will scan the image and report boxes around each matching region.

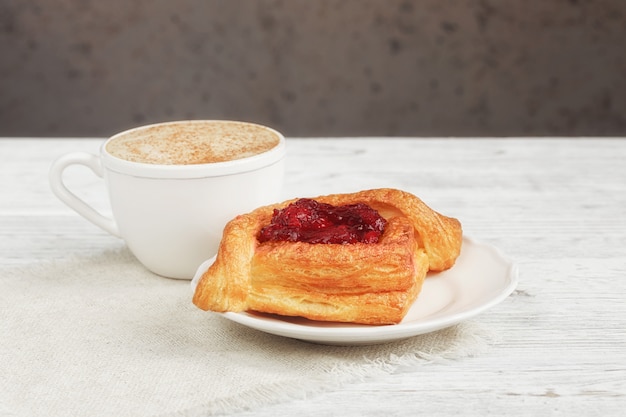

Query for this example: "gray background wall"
[1,0,625,137]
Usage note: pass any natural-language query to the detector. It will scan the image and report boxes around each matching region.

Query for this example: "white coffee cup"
[49,120,286,279]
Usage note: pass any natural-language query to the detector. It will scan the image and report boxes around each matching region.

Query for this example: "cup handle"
[49,152,121,237]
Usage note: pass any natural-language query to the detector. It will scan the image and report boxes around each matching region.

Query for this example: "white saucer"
[192,237,518,345]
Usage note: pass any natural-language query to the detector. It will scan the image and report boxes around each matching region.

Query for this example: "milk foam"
[106,121,280,165]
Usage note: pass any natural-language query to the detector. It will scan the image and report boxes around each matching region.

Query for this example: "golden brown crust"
[308,188,462,271]
[192,188,462,325]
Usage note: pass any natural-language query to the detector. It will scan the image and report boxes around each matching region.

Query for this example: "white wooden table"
[1,137,625,416]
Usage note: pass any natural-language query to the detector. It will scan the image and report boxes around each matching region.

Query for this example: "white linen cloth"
[1,247,495,416]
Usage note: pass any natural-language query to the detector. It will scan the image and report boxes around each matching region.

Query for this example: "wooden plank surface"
[2,137,625,416]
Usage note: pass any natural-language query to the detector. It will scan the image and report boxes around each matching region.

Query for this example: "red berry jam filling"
[258,198,387,244]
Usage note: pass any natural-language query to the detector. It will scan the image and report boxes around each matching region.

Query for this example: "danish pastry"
[192,188,462,325]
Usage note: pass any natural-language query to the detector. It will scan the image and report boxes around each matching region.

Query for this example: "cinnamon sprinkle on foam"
[106,121,280,165]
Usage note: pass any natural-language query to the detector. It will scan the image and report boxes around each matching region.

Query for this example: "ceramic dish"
[191,237,518,345]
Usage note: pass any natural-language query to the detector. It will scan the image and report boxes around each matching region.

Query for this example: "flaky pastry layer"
[192,188,462,325]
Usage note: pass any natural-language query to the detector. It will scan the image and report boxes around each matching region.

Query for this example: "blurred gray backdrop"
[1,0,625,137]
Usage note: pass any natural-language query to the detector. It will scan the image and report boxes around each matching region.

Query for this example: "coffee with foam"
[106,121,281,165]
